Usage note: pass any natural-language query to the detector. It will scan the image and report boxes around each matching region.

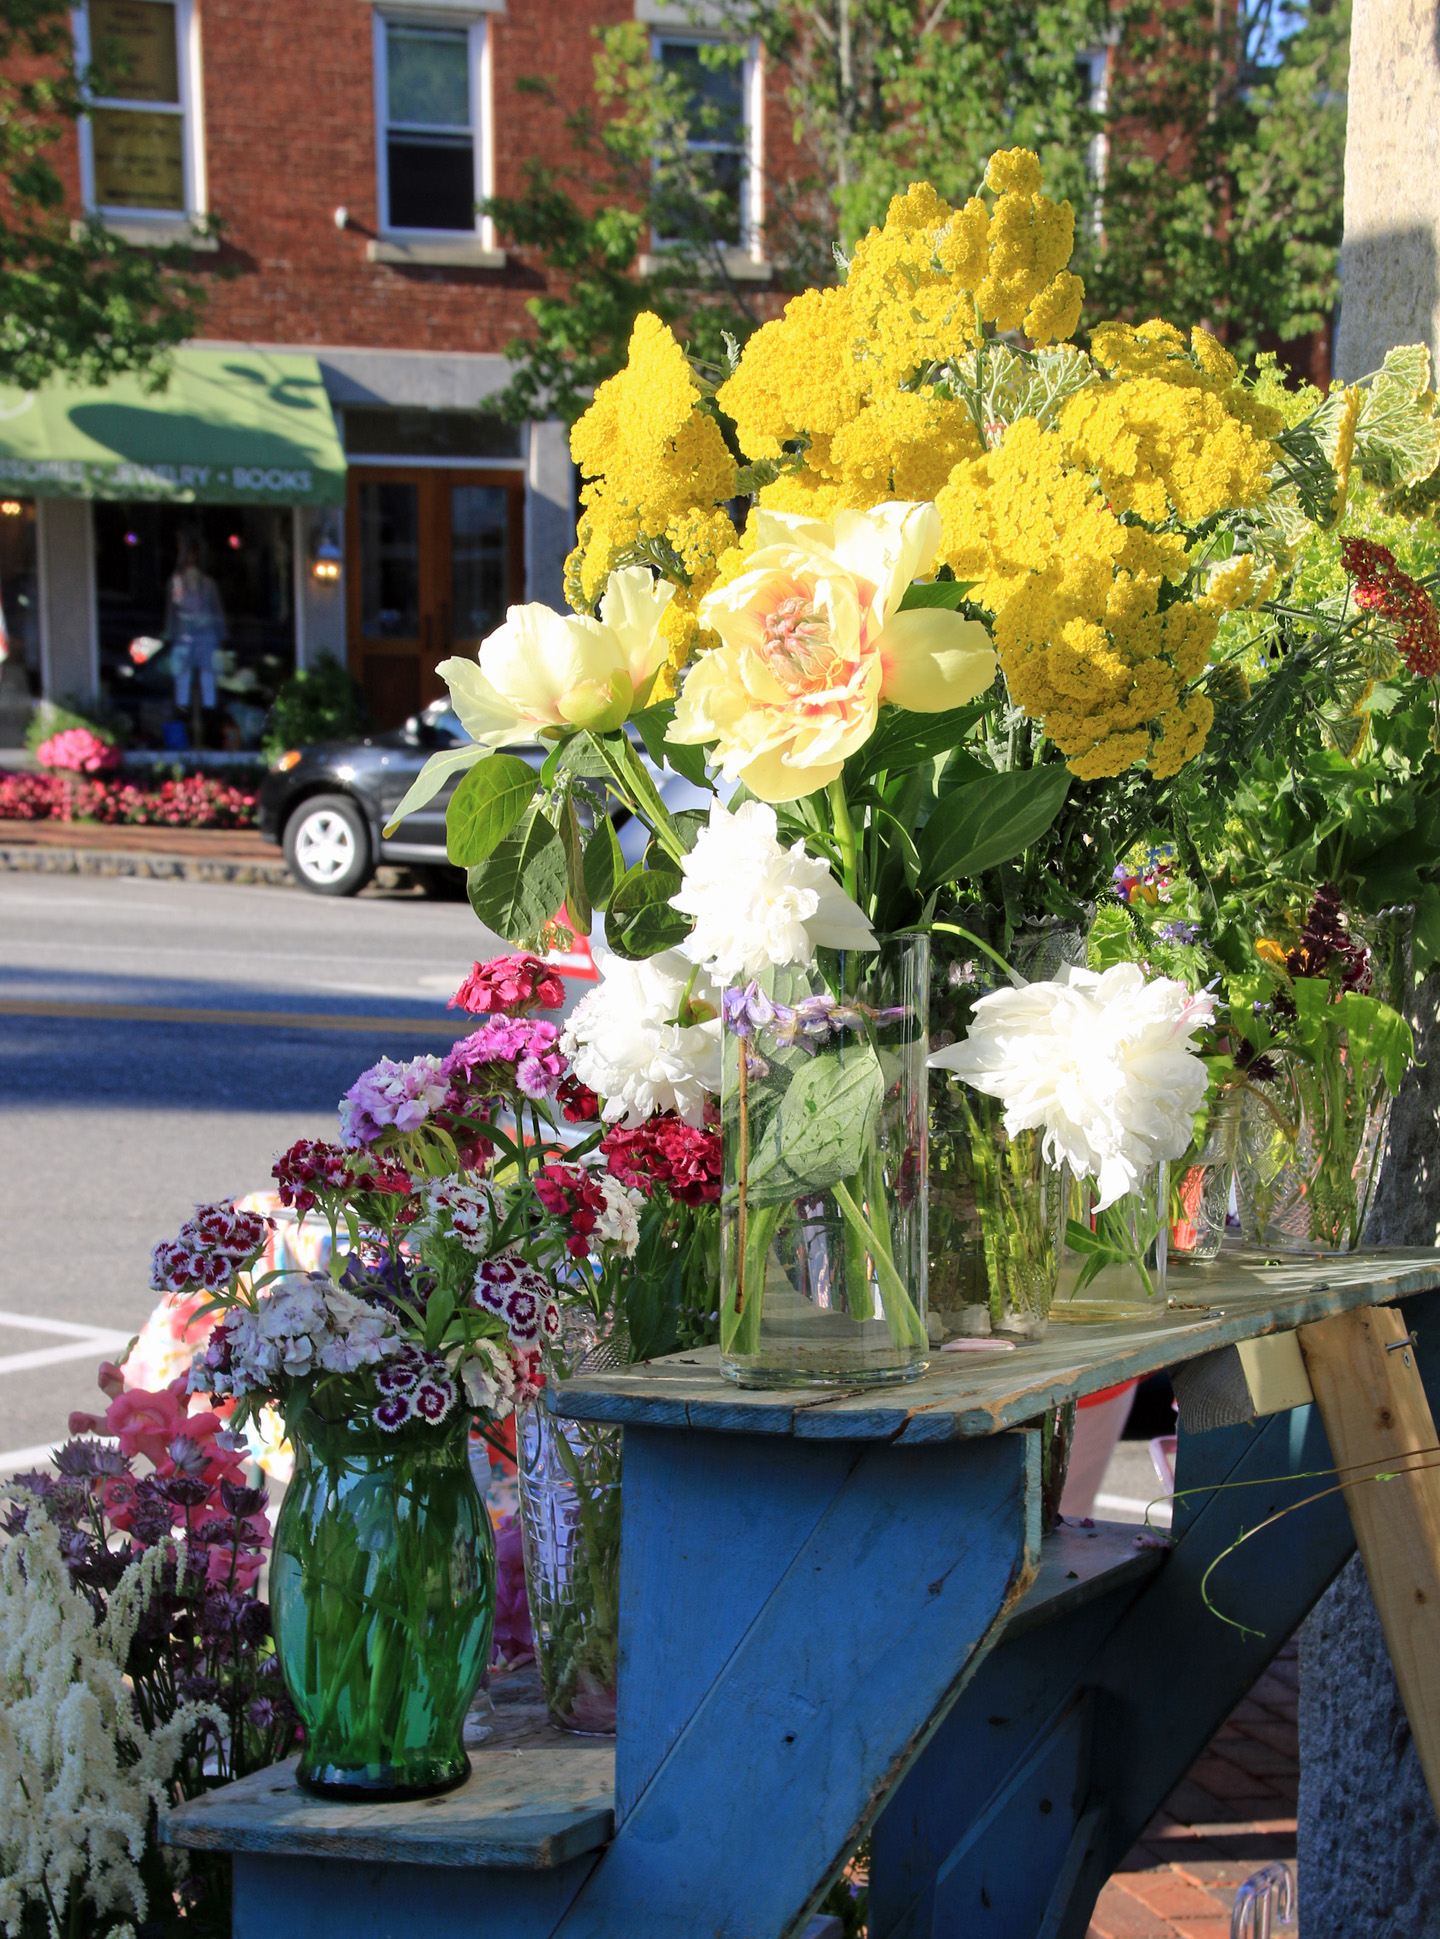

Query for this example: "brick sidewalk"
[1088,1640,1298,1938]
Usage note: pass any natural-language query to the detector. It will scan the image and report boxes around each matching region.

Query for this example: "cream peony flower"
[670,798,876,982]
[560,948,722,1127]
[669,500,996,802]
[929,963,1214,1209]
[439,566,675,744]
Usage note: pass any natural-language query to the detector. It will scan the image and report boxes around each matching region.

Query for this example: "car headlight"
[272,750,302,773]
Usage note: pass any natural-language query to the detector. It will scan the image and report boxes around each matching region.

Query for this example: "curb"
[0,843,294,887]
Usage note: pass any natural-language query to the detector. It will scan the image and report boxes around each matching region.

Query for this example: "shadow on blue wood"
[869,1288,1440,1939]
[231,1853,597,1939]
[553,1427,1040,1939]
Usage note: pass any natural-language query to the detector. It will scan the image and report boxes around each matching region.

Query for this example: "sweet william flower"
[669,501,995,801]
[670,799,876,982]
[929,963,1214,1209]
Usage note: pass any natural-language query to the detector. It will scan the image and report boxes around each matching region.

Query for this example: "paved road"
[0,872,516,1465]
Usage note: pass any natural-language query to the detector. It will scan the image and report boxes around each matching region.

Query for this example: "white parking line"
[0,1337,132,1376]
[0,1442,61,1475]
[0,1308,133,1341]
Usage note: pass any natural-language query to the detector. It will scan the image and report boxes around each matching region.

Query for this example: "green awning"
[0,348,346,505]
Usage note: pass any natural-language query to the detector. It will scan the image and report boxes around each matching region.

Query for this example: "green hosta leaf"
[632,701,711,791]
[604,867,689,960]
[898,579,977,611]
[466,805,566,943]
[381,742,485,836]
[918,764,1072,892]
[445,751,540,868]
[742,1049,884,1208]
[582,815,627,911]
[848,700,986,786]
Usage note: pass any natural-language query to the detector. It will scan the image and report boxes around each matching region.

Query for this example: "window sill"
[75,215,219,251]
[367,237,507,268]
[639,249,773,282]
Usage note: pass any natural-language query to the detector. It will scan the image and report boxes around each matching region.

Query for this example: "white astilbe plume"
[929,963,1214,1210]
[0,1516,222,1939]
[560,949,721,1127]
[669,799,876,981]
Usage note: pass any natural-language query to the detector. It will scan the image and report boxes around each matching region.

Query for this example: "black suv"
[258,700,512,895]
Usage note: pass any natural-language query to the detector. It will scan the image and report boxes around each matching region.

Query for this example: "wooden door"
[347,466,525,731]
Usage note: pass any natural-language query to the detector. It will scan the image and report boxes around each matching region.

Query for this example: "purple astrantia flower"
[339,1055,449,1148]
[444,1017,567,1100]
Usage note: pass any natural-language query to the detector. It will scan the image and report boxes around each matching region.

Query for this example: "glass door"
[347,467,524,730]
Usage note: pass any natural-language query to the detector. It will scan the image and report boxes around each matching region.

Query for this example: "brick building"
[0,0,786,745]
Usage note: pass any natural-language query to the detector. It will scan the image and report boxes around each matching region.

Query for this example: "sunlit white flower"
[929,963,1214,1209]
[460,1337,521,1418]
[595,1174,644,1256]
[670,798,876,982]
[560,948,721,1127]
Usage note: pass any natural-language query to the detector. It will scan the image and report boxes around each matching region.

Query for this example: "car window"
[421,702,468,747]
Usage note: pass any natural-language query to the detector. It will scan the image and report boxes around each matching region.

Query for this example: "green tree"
[1088,0,1349,361]
[0,0,204,390]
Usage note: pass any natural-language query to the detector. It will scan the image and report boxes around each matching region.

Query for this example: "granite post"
[1300,8,1440,1930]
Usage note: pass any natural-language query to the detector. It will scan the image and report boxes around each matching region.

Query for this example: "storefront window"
[94,503,295,748]
[0,496,40,695]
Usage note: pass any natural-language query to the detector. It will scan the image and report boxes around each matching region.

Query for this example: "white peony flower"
[669,799,877,982]
[929,962,1215,1210]
[595,1174,644,1257]
[560,948,722,1126]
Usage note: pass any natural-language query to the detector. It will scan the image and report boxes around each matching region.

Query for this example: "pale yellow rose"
[437,566,675,743]
[668,501,995,801]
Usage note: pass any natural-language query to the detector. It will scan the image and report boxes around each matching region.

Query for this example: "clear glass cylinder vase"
[271,1407,495,1800]
[934,1093,1068,1339]
[516,1400,622,1734]
[1168,1086,1243,1263]
[928,914,1090,1340]
[720,935,929,1388]
[1054,1164,1169,1320]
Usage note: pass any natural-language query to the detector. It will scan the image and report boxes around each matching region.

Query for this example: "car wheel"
[283,794,374,896]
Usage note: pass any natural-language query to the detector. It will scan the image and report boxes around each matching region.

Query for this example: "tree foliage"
[0,0,205,390]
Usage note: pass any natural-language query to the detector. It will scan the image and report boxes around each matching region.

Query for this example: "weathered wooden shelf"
[161,1681,614,1870]
[549,1250,1440,1440]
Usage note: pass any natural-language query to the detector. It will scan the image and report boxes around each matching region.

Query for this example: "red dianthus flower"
[451,953,566,1016]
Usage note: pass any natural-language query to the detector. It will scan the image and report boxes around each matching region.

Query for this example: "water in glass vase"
[720,935,929,1388]
[271,1407,495,1800]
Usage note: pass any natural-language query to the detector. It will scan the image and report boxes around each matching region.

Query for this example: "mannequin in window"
[168,531,226,749]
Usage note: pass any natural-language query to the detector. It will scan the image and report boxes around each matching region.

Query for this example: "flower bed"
[0,769,259,829]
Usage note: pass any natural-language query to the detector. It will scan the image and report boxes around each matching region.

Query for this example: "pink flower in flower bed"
[34,727,120,773]
[0,769,258,828]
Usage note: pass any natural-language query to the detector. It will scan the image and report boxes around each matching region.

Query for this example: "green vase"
[271,1407,495,1800]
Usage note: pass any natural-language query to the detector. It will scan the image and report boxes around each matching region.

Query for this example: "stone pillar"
[525,420,575,611]
[1302,10,1440,1928]
[35,497,97,703]
[1333,0,1440,384]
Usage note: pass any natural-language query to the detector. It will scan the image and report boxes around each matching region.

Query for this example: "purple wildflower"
[339,1055,449,1148]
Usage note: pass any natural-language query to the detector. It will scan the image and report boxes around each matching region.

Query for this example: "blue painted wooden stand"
[163,1252,1440,1939]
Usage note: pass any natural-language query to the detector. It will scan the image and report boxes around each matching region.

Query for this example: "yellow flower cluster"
[935,419,1217,779]
[567,313,738,688]
[562,151,1284,779]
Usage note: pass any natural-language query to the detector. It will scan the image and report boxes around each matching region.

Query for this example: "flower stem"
[735,1046,750,1315]
[932,921,1024,986]
[828,776,860,907]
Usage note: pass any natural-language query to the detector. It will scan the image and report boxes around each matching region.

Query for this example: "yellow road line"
[0,999,458,1035]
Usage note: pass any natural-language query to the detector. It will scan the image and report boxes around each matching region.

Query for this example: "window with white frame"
[375,15,489,235]
[77,0,201,218]
[651,34,758,252]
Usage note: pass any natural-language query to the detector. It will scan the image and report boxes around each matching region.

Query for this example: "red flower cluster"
[272,1138,351,1214]
[151,1201,271,1293]
[599,1116,722,1207]
[0,770,258,827]
[1341,538,1440,678]
[557,1073,601,1122]
[451,953,566,1016]
[534,1162,608,1258]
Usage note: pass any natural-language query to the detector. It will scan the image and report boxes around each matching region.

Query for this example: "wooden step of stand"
[1298,1303,1440,1817]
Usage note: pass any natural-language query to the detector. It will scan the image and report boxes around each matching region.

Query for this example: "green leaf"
[582,815,627,910]
[381,742,485,837]
[604,866,689,960]
[898,579,976,611]
[445,752,541,868]
[847,701,987,785]
[742,1049,884,1208]
[918,764,1072,892]
[466,805,567,942]
[646,808,707,864]
[632,701,711,790]
[556,733,615,780]
[559,794,592,937]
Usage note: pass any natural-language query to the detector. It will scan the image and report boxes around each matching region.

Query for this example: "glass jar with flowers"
[932,964,1214,1327]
